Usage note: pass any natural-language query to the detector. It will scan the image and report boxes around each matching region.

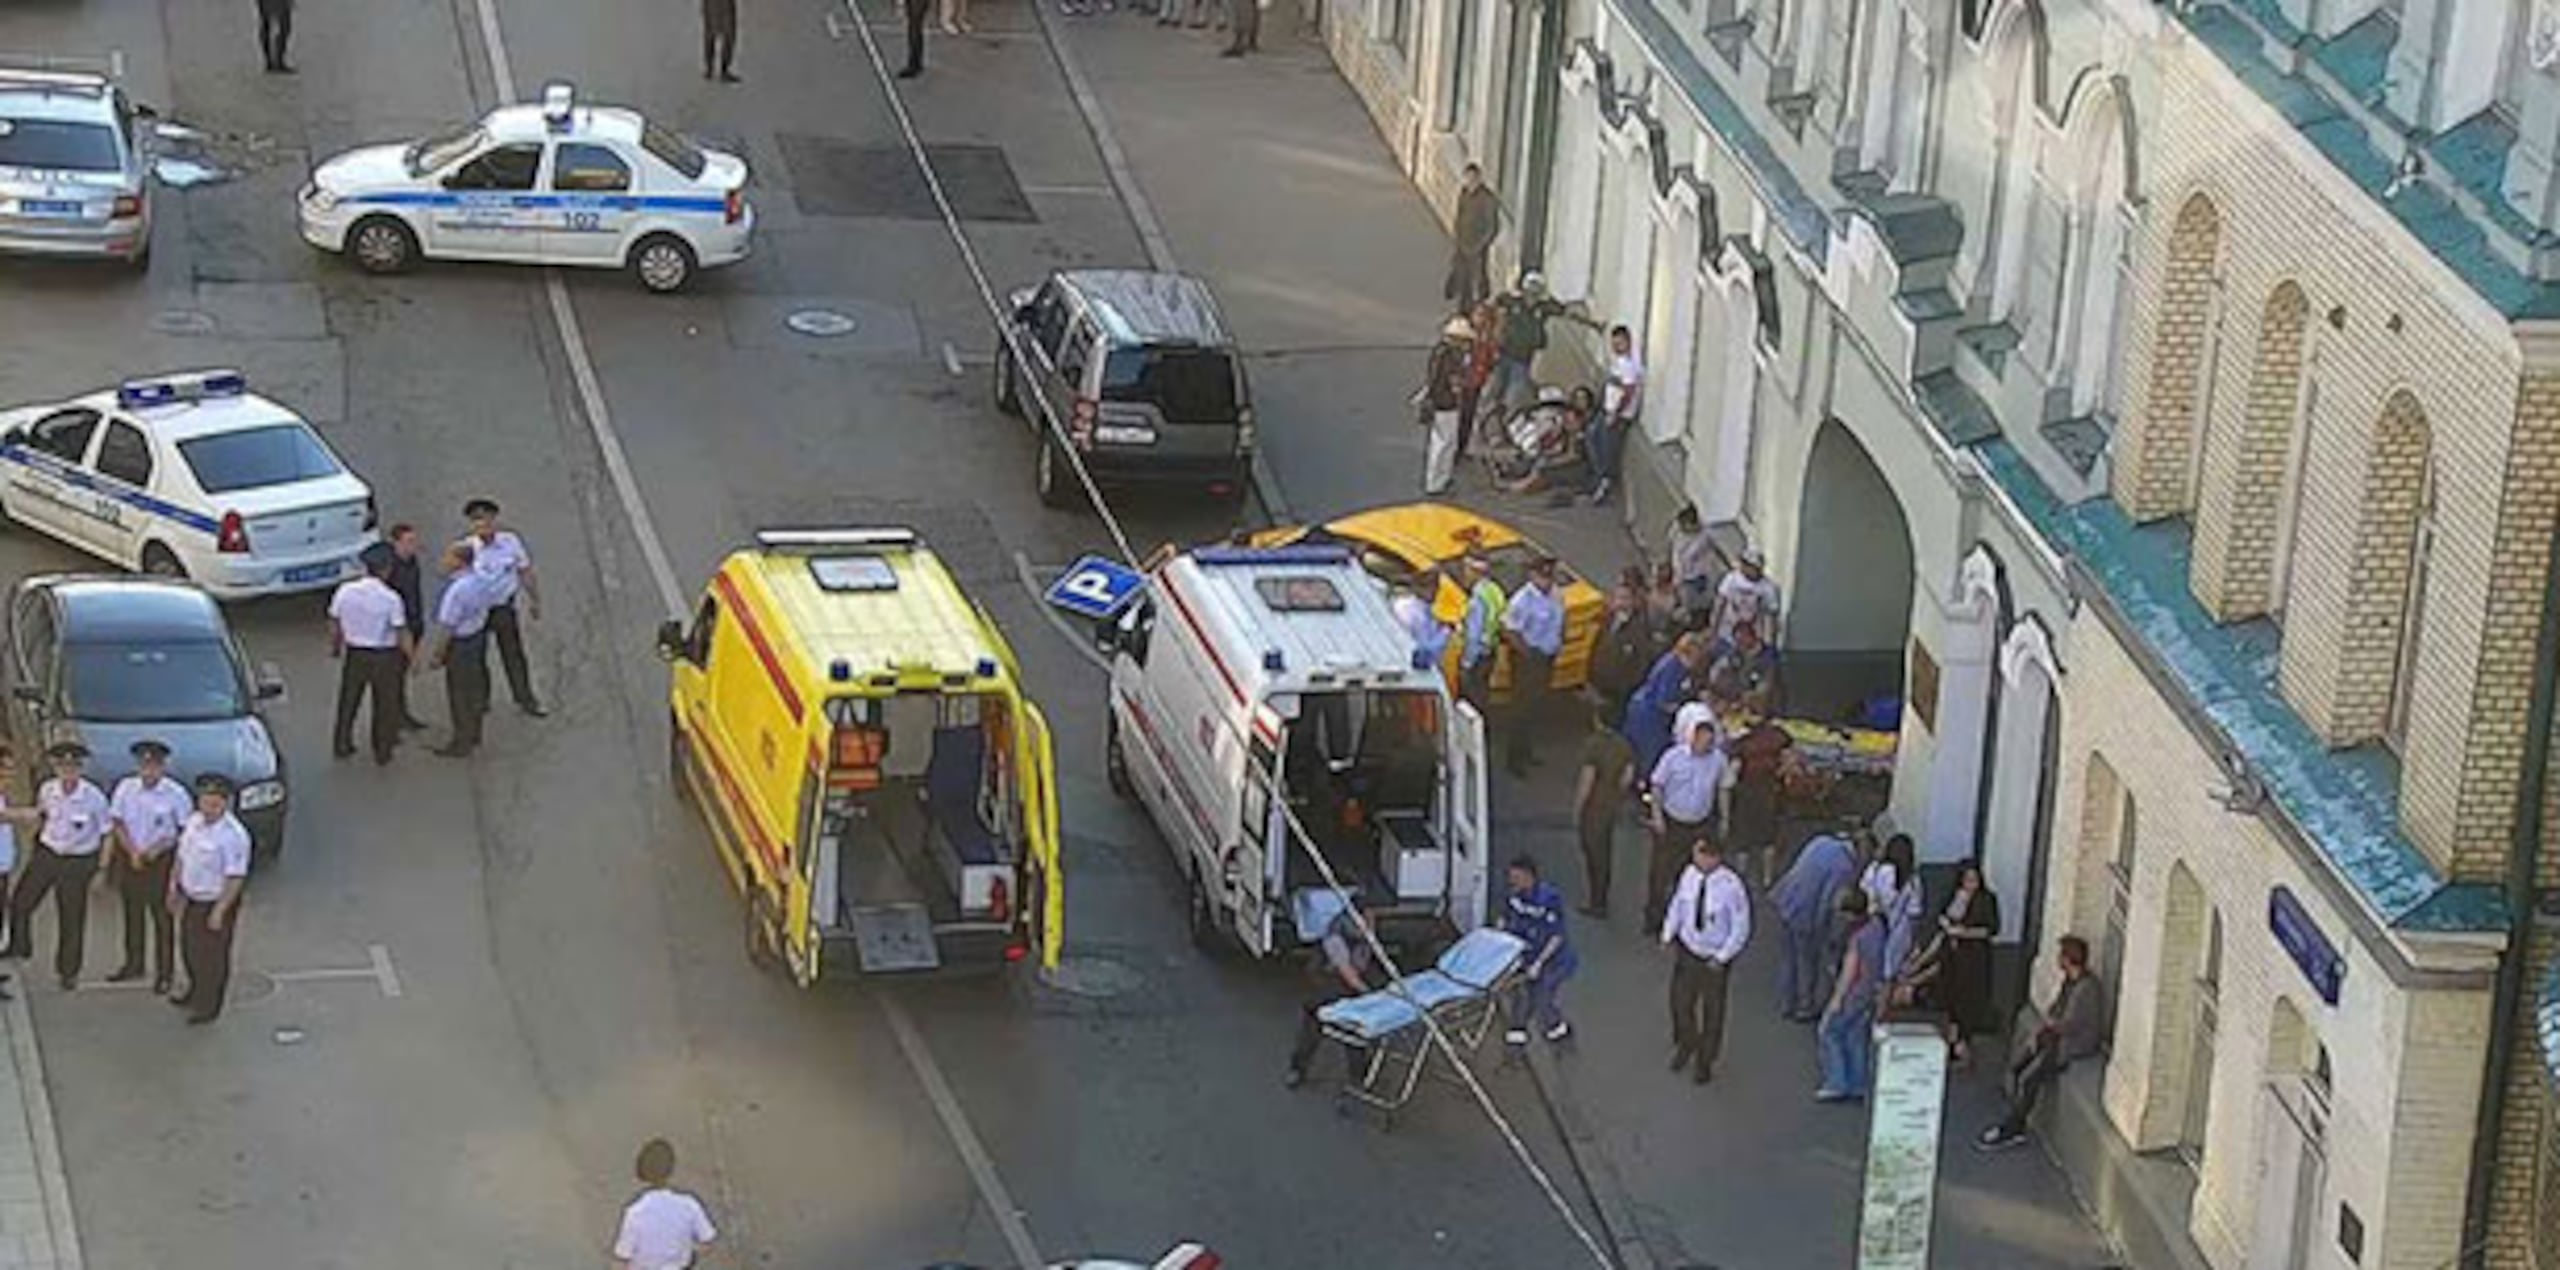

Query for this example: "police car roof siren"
[540,81,576,131]
[117,369,247,411]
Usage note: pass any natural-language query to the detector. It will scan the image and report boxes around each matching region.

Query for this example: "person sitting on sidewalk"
[1815,888,1887,1103]
[1492,385,1593,494]
[1771,823,1859,1021]
[1500,854,1578,1047]
[1975,934,2108,1150]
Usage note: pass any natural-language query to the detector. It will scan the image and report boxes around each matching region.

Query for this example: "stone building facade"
[1322,0,2560,1262]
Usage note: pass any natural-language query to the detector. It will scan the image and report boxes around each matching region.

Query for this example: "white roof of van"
[1153,546,1439,702]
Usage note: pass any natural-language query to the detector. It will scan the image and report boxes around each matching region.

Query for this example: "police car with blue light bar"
[0,370,379,599]
[297,81,752,294]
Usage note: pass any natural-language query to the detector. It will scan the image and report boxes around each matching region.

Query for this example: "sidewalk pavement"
[0,992,81,1270]
[1033,9,2121,1267]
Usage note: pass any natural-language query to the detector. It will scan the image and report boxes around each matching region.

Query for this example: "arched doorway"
[1981,615,2061,1012]
[1920,547,2005,867]
[1788,419,1917,726]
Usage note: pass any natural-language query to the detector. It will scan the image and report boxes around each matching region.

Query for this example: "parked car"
[2,576,288,860]
[924,1244,1220,1270]
[0,58,153,267]
[993,269,1253,509]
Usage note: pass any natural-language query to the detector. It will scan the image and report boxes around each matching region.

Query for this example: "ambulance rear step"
[847,904,941,973]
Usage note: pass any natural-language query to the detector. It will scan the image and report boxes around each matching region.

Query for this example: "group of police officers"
[0,738,252,1023]
[327,496,546,767]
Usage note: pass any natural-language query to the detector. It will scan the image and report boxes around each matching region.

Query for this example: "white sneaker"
[1504,1028,1530,1046]
[1545,1020,1572,1042]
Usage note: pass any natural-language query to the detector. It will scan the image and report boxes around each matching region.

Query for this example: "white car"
[0,369,377,599]
[297,81,751,293]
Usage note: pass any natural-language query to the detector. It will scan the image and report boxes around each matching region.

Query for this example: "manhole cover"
[786,308,859,337]
[151,309,217,336]
[1044,954,1144,999]
[776,135,1037,223]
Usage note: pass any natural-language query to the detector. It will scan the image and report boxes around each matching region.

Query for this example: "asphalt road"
[0,0,1601,1265]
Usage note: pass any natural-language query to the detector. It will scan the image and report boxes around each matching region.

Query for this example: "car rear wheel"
[629,234,696,294]
[140,543,187,579]
[667,713,695,805]
[1105,716,1134,799]
[1186,867,1230,957]
[347,216,418,274]
[1036,439,1075,509]
[745,889,784,973]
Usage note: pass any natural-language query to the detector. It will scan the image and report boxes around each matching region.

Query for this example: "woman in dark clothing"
[1935,861,2001,1063]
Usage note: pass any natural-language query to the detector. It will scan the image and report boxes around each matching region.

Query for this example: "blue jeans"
[1582,415,1628,492]
[1486,354,1535,413]
[1778,918,1829,1018]
[1819,1004,1874,1097]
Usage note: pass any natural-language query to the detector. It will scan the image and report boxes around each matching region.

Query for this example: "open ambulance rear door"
[1446,699,1490,932]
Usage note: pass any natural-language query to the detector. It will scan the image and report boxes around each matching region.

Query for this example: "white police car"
[297,81,750,294]
[0,370,378,599]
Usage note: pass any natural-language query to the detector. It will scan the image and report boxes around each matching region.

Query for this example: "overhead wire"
[839,5,1617,1265]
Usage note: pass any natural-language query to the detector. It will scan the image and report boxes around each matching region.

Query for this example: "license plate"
[17,199,82,218]
[282,561,340,585]
[1093,425,1157,445]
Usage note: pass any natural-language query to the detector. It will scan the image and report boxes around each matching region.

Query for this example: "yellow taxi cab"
[1254,502,1604,697]
[655,528,1062,984]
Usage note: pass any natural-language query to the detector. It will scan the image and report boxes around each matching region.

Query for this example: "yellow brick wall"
[2191,280,2309,622]
[2113,37,2530,877]
[2484,921,2558,1269]
[2053,604,2496,1270]
[2116,194,2223,522]
[2449,366,2560,881]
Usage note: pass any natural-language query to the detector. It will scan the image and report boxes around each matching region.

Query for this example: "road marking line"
[461,0,1046,1258]
[1016,183,1115,197]
[941,340,964,377]
[369,943,404,998]
[1011,551,1110,675]
[882,994,1044,1269]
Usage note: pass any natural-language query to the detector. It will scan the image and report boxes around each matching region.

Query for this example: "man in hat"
[1416,318,1473,497]
[1500,555,1566,775]
[1711,546,1783,646]
[429,540,509,758]
[1488,272,1563,416]
[461,499,547,718]
[1455,552,1506,709]
[6,743,111,989]
[107,740,189,994]
[329,543,414,765]
[168,773,251,1024]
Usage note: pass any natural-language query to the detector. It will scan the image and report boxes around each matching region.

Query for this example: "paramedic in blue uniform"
[1500,854,1578,1048]
[107,740,190,994]
[430,541,507,759]
[168,773,252,1024]
[461,499,547,718]
[6,743,111,990]
[1284,893,1379,1089]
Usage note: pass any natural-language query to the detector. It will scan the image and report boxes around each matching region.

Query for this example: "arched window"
[2140,194,2221,517]
[2336,393,2434,743]
[2063,95,2132,416]
[2387,460,2436,751]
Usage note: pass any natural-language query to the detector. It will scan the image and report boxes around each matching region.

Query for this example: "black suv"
[994,269,1254,509]
[3,576,289,859]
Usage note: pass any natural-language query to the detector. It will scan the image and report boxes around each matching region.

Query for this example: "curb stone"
[1525,1043,1658,1270]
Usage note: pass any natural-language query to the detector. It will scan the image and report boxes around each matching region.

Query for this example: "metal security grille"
[776,134,1036,223]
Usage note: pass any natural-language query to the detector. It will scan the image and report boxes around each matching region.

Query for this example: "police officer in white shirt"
[613,1138,717,1270]
[1644,713,1729,928]
[329,544,415,766]
[5,743,111,989]
[167,773,252,1024]
[1501,555,1567,776]
[429,541,511,758]
[1660,836,1750,1084]
[107,739,190,994]
[461,498,547,718]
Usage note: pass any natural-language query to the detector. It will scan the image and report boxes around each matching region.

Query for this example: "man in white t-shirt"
[461,497,547,718]
[1585,323,1646,504]
[1711,547,1783,645]
[614,1138,717,1270]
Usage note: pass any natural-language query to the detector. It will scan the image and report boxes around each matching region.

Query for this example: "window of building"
[1441,0,1479,132]
[2387,462,2435,751]
[2270,368,2320,624]
[1379,0,1413,56]
[2015,176,2070,370]
[2179,907,2222,1170]
[2104,793,2136,1017]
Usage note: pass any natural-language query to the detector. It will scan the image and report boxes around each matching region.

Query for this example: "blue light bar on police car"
[541,82,576,130]
[1194,544,1353,567]
[117,370,247,410]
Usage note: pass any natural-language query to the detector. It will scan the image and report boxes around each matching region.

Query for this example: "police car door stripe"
[341,191,728,213]
[0,445,220,535]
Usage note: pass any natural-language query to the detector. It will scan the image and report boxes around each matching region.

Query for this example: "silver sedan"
[0,61,152,266]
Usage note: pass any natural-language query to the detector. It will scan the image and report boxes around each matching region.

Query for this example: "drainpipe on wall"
[2458,513,2560,1269]
[1517,0,1569,269]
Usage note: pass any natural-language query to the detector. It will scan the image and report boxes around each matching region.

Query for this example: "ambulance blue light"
[1195,545,1352,567]
[118,370,247,410]
[976,657,998,678]
[1411,647,1435,670]
[1263,649,1286,672]
[829,659,851,682]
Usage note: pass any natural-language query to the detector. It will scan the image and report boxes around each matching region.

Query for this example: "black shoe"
[152,975,172,996]
[433,744,474,759]
[332,744,357,759]
[106,965,143,984]
[401,716,431,731]
[56,975,74,992]
[1668,1044,1692,1072]
[718,71,740,82]
[517,700,549,718]
[1219,46,1244,56]
[896,65,923,78]
[1692,1062,1713,1085]
[374,750,395,766]
[272,62,295,74]
[1282,1065,1306,1090]
[168,994,194,1012]
[1577,904,1607,918]
[185,1011,217,1026]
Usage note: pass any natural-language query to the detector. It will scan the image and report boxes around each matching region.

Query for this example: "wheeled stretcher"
[1316,927,1530,1124]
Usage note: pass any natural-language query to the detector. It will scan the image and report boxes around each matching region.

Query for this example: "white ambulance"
[1099,544,1491,958]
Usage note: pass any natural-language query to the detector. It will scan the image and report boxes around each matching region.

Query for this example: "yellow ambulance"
[655,528,1062,983]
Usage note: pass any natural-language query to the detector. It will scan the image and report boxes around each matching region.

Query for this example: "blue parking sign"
[1044,555,1146,621]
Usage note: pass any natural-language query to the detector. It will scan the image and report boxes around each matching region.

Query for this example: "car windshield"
[1100,348,1238,425]
[177,423,344,494]
[61,640,244,723]
[0,118,121,172]
[404,124,484,177]
[640,121,707,181]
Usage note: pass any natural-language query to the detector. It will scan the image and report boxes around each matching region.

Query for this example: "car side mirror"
[655,620,685,662]
[253,663,286,701]
[1093,621,1120,655]
[132,102,161,122]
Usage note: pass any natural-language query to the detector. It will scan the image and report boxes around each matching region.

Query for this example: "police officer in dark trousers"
[897,0,930,78]
[702,0,740,82]
[430,541,506,759]
[460,499,548,718]
[1219,0,1259,56]
[106,740,189,995]
[257,0,294,72]
[330,544,414,765]
[168,774,251,1025]
[5,743,110,991]
[385,524,433,731]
